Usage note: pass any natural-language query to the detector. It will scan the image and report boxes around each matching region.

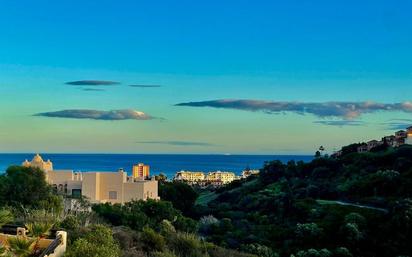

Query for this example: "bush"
[240,243,278,257]
[168,232,207,257]
[198,215,219,234]
[65,225,120,257]
[60,215,80,230]
[294,248,332,257]
[295,223,323,239]
[151,250,178,257]
[140,227,166,252]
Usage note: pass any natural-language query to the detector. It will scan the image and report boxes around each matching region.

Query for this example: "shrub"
[294,248,332,257]
[151,250,178,257]
[198,215,219,234]
[240,243,278,257]
[65,225,120,257]
[140,227,166,252]
[60,215,80,230]
[168,232,207,257]
[0,209,13,227]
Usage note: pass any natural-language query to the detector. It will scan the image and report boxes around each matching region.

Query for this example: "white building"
[22,154,159,204]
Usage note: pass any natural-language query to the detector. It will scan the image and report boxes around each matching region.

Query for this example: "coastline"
[0,153,313,178]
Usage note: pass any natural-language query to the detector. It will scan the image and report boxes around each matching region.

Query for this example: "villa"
[206,171,237,184]
[22,154,159,204]
[367,140,383,151]
[395,130,407,139]
[350,127,412,154]
[174,170,238,186]
[174,171,205,182]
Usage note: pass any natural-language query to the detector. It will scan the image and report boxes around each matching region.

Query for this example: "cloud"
[129,85,162,88]
[66,80,120,86]
[381,119,412,130]
[314,120,365,127]
[175,99,412,119]
[136,141,214,146]
[80,88,106,92]
[35,109,153,120]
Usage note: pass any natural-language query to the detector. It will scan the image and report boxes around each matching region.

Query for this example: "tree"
[155,173,168,182]
[159,181,198,216]
[0,166,62,211]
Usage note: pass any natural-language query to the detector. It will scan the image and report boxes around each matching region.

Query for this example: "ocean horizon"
[0,153,313,179]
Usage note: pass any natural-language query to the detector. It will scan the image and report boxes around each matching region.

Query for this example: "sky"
[1,0,412,154]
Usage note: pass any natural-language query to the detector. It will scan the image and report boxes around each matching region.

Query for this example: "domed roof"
[32,154,44,163]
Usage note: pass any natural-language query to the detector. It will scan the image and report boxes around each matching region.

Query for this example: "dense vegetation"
[193,145,412,257]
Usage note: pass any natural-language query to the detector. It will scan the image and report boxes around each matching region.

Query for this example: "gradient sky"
[1,0,412,154]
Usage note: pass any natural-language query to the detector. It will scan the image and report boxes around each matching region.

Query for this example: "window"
[109,191,117,200]
[72,189,82,198]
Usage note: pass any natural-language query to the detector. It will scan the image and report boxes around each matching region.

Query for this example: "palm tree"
[21,209,57,256]
[7,236,35,257]
[319,145,325,152]
[0,209,13,228]
[26,222,53,238]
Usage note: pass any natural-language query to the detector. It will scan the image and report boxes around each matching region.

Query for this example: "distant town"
[332,125,412,157]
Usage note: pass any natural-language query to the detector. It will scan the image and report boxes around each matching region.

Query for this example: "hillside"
[194,145,412,257]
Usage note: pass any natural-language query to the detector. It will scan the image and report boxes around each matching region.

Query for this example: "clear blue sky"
[1,1,411,154]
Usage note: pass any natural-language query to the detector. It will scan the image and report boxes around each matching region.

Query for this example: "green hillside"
[193,145,412,257]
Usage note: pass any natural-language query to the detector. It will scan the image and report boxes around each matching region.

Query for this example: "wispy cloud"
[66,80,120,86]
[176,99,412,119]
[136,141,214,146]
[35,109,153,120]
[381,119,412,130]
[314,120,365,127]
[79,88,106,92]
[129,85,162,88]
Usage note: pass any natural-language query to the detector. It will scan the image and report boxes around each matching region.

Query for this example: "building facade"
[22,154,158,204]
[22,154,53,171]
[132,163,150,179]
[206,171,236,184]
[174,170,238,186]
[174,171,205,182]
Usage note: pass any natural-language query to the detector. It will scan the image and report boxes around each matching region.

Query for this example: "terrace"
[0,225,66,257]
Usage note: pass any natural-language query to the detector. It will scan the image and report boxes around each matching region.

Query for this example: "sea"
[0,154,313,179]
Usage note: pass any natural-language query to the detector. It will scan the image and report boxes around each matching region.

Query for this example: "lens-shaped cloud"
[136,141,214,146]
[176,99,412,119]
[381,119,412,130]
[35,109,153,120]
[129,85,162,88]
[79,88,106,92]
[314,120,365,127]
[66,80,120,86]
